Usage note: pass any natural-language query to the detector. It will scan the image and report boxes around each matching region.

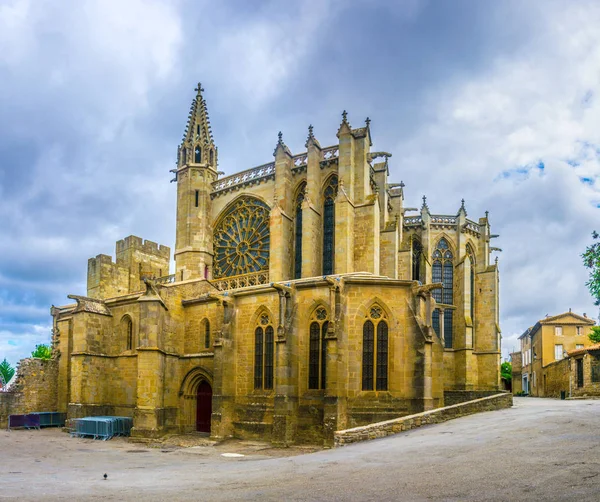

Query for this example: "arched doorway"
[196,381,212,433]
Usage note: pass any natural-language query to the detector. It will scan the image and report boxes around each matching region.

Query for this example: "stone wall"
[334,392,512,446]
[0,357,59,428]
[542,358,570,397]
[0,392,23,428]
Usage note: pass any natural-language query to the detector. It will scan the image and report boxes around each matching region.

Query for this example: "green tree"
[501,361,512,382]
[0,358,15,385]
[589,326,600,344]
[31,344,52,359]
[582,231,600,308]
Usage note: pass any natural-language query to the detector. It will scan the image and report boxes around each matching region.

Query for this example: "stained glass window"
[308,309,329,390]
[376,321,388,390]
[213,197,270,279]
[254,327,263,389]
[432,238,454,348]
[294,183,306,279]
[362,305,389,391]
[264,326,274,389]
[362,320,375,391]
[444,309,453,349]
[323,176,338,275]
[432,309,440,337]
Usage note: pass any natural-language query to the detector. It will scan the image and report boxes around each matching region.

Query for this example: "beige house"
[50,84,502,445]
[514,311,595,396]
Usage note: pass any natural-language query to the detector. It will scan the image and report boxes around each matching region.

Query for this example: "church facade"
[50,85,501,445]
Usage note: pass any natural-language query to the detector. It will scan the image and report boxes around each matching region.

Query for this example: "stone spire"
[337,110,352,137]
[273,131,292,157]
[305,124,321,149]
[178,83,217,168]
[458,198,467,216]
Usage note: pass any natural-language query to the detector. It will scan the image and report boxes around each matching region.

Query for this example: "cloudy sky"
[1,0,599,366]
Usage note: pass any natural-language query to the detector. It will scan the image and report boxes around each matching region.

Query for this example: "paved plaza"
[2,397,599,501]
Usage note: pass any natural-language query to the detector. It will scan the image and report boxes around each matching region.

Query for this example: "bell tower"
[174,83,218,281]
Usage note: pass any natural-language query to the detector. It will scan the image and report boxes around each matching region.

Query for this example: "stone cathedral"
[50,84,501,445]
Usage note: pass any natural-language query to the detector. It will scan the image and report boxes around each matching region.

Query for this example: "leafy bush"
[501,361,512,381]
[31,344,52,359]
[589,326,600,344]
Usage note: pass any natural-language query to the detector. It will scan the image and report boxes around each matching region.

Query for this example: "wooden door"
[196,381,212,433]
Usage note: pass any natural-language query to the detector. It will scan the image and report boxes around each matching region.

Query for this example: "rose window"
[213,197,270,278]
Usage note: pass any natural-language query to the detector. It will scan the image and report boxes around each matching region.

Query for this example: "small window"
[576,344,584,349]
[195,190,199,208]
[555,344,564,360]
[210,149,214,165]
[555,326,563,336]
[533,371,536,388]
[194,145,202,163]
[576,326,582,336]
[204,320,210,349]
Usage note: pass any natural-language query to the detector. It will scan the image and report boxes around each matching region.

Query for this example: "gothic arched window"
[294,183,306,279]
[362,305,388,391]
[308,307,329,390]
[213,197,270,279]
[194,145,202,163]
[203,319,210,349]
[412,238,423,283]
[254,313,274,390]
[323,175,338,275]
[181,147,187,166]
[432,238,454,348]
[121,315,133,351]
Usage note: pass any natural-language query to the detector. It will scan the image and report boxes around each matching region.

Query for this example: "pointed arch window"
[194,145,202,163]
[254,313,274,390]
[412,238,423,283]
[121,315,133,351]
[323,176,338,275]
[308,307,329,390]
[181,147,187,166]
[362,305,388,391]
[204,319,210,349]
[432,238,454,348]
[294,183,306,279]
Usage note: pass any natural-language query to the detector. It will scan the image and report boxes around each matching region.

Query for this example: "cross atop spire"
[342,110,348,123]
[365,117,371,127]
[278,131,283,143]
[195,82,204,94]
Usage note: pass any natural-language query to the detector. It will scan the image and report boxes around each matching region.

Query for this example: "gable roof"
[540,312,595,325]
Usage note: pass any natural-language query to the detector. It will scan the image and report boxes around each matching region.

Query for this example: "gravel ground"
[1,397,600,501]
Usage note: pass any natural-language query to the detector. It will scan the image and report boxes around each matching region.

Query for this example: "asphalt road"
[2,397,600,501]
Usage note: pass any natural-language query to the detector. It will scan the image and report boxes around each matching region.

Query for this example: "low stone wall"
[334,392,512,447]
[0,358,59,428]
[0,392,23,428]
[444,390,504,406]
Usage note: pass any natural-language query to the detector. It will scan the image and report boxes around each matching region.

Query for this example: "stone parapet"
[334,392,512,447]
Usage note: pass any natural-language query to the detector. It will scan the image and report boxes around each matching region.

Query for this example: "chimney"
[584,313,587,318]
